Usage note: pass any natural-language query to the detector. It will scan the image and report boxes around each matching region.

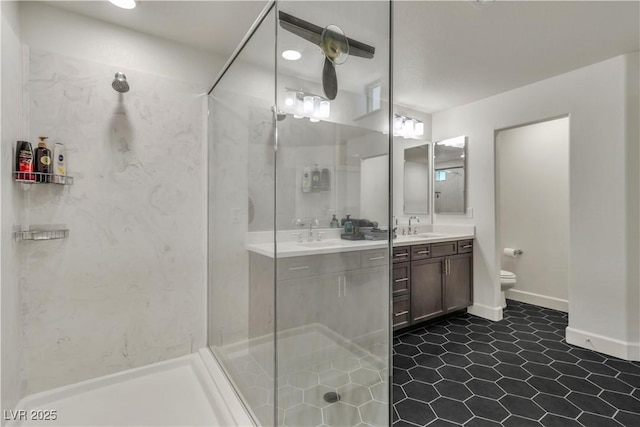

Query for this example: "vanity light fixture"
[285,91,296,107]
[394,115,425,139]
[109,0,136,9]
[319,100,330,118]
[282,50,302,61]
[284,89,330,121]
[393,116,404,133]
[303,96,314,114]
[403,119,415,138]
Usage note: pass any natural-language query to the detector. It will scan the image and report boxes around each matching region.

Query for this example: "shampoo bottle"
[53,143,66,184]
[15,140,34,181]
[34,137,52,183]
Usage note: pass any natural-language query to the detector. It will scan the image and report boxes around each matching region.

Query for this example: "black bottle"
[34,137,52,183]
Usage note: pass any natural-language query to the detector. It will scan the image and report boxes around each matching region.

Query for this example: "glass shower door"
[274,2,391,426]
[208,6,277,426]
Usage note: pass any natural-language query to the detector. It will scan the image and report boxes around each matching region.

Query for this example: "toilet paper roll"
[503,248,520,258]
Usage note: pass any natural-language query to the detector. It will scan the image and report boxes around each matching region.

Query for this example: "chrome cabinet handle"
[395,278,408,283]
[417,250,429,254]
[394,253,407,257]
[337,276,347,297]
[288,266,309,271]
[461,245,472,249]
[394,311,408,316]
[369,256,385,261]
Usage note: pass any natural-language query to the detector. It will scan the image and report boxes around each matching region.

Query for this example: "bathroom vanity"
[392,237,473,331]
[246,227,474,340]
[246,245,389,350]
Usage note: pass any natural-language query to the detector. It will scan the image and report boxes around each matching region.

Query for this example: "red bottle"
[15,140,35,181]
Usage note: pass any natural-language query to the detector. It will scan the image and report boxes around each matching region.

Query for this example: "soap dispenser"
[330,214,339,228]
[344,215,354,234]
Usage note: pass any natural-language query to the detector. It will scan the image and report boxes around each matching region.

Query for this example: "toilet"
[500,270,517,309]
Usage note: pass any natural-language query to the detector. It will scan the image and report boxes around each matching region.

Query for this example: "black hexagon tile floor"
[393,300,640,426]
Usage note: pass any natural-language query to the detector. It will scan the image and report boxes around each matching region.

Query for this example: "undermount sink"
[296,241,340,248]
[406,232,447,239]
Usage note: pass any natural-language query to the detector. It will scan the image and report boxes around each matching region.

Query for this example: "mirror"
[403,144,429,214]
[434,135,467,214]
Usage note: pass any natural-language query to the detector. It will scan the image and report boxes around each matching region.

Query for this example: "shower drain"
[323,392,341,403]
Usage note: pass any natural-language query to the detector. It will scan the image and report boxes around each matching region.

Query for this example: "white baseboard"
[506,289,569,313]
[468,303,503,321]
[566,327,640,361]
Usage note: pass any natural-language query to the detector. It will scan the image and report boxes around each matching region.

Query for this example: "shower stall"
[208,2,392,426]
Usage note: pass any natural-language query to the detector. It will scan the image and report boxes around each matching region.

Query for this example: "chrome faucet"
[307,219,319,242]
[408,216,420,234]
[392,216,398,239]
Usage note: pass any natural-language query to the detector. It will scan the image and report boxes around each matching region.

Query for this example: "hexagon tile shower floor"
[393,300,640,427]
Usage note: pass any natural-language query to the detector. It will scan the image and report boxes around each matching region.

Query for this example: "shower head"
[112,72,129,93]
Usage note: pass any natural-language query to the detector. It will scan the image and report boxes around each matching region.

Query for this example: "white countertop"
[247,227,475,258]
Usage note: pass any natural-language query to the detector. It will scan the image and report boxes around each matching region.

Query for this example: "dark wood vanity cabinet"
[393,240,473,331]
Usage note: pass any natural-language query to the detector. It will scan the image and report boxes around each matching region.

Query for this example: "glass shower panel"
[208,7,276,426]
[275,2,391,426]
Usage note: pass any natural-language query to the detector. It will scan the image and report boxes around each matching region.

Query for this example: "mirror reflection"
[404,144,429,214]
[434,136,466,214]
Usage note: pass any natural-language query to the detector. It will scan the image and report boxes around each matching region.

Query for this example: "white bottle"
[302,167,311,192]
[53,143,66,184]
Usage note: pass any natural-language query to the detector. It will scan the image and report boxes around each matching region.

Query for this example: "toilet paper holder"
[503,248,524,257]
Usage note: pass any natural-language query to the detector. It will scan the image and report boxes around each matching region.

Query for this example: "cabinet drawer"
[277,256,316,280]
[431,241,458,258]
[361,249,388,268]
[392,246,410,264]
[393,296,411,330]
[315,251,361,275]
[392,262,411,296]
[411,244,431,260]
[457,239,473,254]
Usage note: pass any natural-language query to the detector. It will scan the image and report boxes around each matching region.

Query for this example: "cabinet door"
[392,246,410,263]
[411,258,444,323]
[341,265,387,345]
[278,273,339,333]
[445,253,473,312]
[393,296,410,330]
[392,262,411,296]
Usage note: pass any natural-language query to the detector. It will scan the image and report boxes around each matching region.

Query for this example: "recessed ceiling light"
[109,0,136,10]
[282,50,302,61]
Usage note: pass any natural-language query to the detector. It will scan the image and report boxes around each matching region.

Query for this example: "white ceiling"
[394,0,640,113]
[48,0,269,56]
[45,0,639,114]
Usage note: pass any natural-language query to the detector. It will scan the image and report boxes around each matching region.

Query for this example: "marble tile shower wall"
[22,48,207,394]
